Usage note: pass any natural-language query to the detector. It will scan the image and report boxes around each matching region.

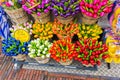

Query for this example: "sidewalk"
[0,54,112,80]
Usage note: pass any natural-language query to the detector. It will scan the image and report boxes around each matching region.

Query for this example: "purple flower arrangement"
[2,36,29,56]
[22,0,51,16]
[51,0,80,18]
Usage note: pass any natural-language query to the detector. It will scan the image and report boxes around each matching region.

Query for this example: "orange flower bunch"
[52,19,79,39]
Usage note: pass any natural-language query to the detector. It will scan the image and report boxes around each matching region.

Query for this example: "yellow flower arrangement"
[77,24,103,40]
[32,22,53,40]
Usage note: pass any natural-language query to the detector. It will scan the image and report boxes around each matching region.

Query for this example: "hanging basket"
[5,8,28,24]
[81,13,99,25]
[35,57,50,64]
[59,59,73,66]
[12,54,27,61]
[57,16,74,24]
[32,12,50,24]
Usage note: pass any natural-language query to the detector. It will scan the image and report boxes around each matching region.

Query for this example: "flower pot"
[12,54,27,61]
[57,16,74,24]
[5,8,28,24]
[81,13,99,25]
[35,57,50,64]
[32,12,50,24]
[59,59,73,66]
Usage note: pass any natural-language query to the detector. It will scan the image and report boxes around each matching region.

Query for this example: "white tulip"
[43,51,46,54]
[46,54,50,57]
[37,53,41,56]
[44,48,47,51]
[41,55,45,59]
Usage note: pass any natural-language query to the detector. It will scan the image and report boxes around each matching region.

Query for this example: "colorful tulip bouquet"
[49,37,76,65]
[75,38,109,67]
[10,21,33,36]
[28,38,52,64]
[22,0,51,24]
[32,22,53,40]
[52,19,79,39]
[2,0,28,24]
[2,36,29,61]
[51,0,80,24]
[80,0,113,25]
[77,24,103,40]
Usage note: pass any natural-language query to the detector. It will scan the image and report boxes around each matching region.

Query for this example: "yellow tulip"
[84,36,88,39]
[48,31,53,35]
[86,27,90,30]
[92,34,96,36]
[82,25,85,30]
[81,31,85,34]
[34,35,38,38]
[87,31,91,34]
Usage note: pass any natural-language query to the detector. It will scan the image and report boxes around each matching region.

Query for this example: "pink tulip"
[80,1,85,6]
[94,9,98,13]
[89,4,93,8]
[93,0,98,4]
[89,12,93,17]
[103,7,109,13]
[100,12,105,17]
[85,3,89,7]
[93,14,97,18]
[93,6,97,9]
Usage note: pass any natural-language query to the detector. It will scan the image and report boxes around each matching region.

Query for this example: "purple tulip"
[37,12,41,16]
[44,9,49,13]
[37,5,42,8]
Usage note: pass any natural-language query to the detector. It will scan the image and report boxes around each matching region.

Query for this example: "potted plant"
[51,0,80,24]
[52,19,79,39]
[22,0,51,24]
[2,36,29,61]
[79,0,113,25]
[77,24,103,40]
[2,1,28,24]
[32,22,53,40]
[49,37,76,65]
[74,38,109,67]
[28,38,52,64]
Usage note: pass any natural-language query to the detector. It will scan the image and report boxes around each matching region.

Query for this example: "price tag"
[14,29,30,42]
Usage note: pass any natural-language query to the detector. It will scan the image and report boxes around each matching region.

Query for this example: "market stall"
[0,0,120,73]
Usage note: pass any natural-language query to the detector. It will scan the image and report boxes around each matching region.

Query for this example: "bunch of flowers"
[49,37,76,63]
[28,38,52,59]
[52,19,79,39]
[2,36,29,56]
[32,22,53,40]
[2,1,22,10]
[77,24,102,40]
[22,0,51,15]
[10,21,33,36]
[79,0,113,18]
[75,38,109,66]
[51,0,80,18]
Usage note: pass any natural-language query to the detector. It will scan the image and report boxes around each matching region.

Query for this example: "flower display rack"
[12,57,98,71]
